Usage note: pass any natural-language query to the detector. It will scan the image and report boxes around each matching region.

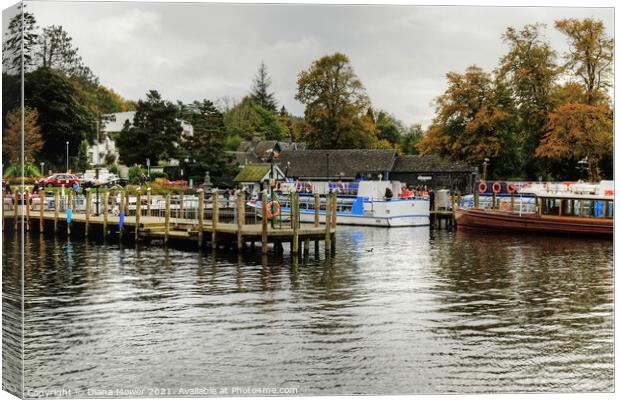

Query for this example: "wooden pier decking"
[2,190,337,255]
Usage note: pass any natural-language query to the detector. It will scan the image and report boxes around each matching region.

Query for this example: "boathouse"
[276,149,396,181]
[391,155,477,193]
[233,163,285,194]
[275,150,476,192]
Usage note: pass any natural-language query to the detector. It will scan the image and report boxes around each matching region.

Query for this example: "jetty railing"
[4,188,337,256]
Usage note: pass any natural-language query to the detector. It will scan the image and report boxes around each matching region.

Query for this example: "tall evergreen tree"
[116,90,182,166]
[250,62,277,111]
[2,3,38,74]
[36,25,98,84]
[73,139,91,172]
[178,100,237,186]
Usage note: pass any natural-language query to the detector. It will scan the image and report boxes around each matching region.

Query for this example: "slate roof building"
[232,145,478,193]
[276,149,397,181]
[391,155,478,193]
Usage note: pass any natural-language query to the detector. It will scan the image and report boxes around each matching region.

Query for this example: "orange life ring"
[492,182,502,194]
[478,182,488,193]
[305,182,312,192]
[275,181,281,191]
[338,182,346,193]
[506,182,516,194]
[265,200,281,219]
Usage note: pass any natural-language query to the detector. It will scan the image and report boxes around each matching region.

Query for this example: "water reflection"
[2,227,613,395]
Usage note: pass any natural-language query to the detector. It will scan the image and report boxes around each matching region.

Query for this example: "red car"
[40,173,80,188]
[163,178,189,187]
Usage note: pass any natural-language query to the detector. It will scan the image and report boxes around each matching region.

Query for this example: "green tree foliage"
[73,139,90,172]
[374,110,405,148]
[223,97,286,140]
[249,62,277,111]
[296,53,378,149]
[401,124,424,155]
[2,67,96,169]
[116,90,182,166]
[2,4,38,74]
[498,24,559,178]
[178,100,238,187]
[417,66,519,179]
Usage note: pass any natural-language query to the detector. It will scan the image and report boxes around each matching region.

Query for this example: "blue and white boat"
[248,180,430,227]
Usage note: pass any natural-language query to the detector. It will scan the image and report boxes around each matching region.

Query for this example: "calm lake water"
[2,227,614,396]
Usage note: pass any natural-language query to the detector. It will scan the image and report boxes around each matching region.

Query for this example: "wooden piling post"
[331,193,337,226]
[198,191,205,247]
[261,192,268,253]
[25,191,30,231]
[579,199,584,217]
[492,192,497,210]
[237,191,244,250]
[146,189,151,217]
[67,190,73,236]
[304,237,310,255]
[39,191,44,232]
[330,193,337,254]
[119,191,124,217]
[292,193,299,254]
[135,192,141,240]
[54,191,59,232]
[179,190,185,221]
[103,191,109,236]
[13,193,18,231]
[510,194,515,212]
[124,191,129,215]
[456,192,461,210]
[314,193,320,226]
[474,191,479,208]
[164,193,171,244]
[1,190,5,232]
[86,191,93,237]
[324,193,331,253]
[212,189,219,245]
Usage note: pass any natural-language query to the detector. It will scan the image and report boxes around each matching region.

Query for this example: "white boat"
[248,180,430,227]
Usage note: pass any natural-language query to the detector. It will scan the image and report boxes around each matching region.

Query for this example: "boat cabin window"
[540,197,613,219]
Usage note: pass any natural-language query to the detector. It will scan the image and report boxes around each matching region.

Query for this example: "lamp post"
[40,162,45,177]
[482,158,490,182]
[66,141,70,172]
[578,156,588,181]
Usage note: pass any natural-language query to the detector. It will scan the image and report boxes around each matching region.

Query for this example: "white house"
[88,111,194,167]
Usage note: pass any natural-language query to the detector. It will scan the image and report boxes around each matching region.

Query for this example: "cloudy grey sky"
[8,1,615,127]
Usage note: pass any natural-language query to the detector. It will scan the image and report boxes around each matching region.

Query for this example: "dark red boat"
[454,193,613,237]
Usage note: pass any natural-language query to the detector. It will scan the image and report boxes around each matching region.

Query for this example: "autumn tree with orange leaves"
[3,106,44,164]
[536,103,611,181]
[535,18,613,180]
[417,66,519,178]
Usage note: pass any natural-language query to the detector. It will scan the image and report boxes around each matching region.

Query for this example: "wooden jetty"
[2,189,337,255]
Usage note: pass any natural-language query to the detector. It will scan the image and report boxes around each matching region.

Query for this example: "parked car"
[40,173,80,188]
[163,179,189,187]
[106,175,129,188]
